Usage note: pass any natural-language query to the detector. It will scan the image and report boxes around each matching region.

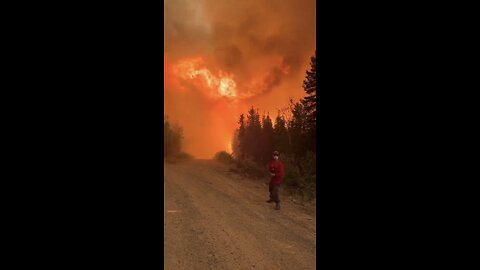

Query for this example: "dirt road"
[164,159,316,270]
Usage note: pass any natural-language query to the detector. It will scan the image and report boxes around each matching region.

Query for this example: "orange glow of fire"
[173,58,237,98]
[225,136,234,153]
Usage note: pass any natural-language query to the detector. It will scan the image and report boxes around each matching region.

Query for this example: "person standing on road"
[266,150,285,210]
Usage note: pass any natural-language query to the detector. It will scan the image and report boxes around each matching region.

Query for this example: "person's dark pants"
[269,182,280,203]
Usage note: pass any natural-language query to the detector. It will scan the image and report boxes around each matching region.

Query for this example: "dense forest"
[166,51,317,201]
[227,52,317,201]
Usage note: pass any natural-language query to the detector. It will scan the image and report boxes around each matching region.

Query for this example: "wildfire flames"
[173,58,237,99]
[172,56,292,101]
[164,0,316,158]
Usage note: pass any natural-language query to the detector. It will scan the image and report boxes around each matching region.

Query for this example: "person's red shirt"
[268,159,285,184]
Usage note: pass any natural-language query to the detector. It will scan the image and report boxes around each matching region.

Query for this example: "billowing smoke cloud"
[164,0,315,158]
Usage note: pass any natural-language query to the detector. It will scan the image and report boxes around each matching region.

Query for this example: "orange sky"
[164,0,316,159]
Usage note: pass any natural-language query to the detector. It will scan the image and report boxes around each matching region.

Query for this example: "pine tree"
[237,114,246,160]
[288,101,307,164]
[242,107,263,163]
[261,113,274,163]
[245,107,257,160]
[252,108,262,163]
[273,112,289,155]
[301,51,317,152]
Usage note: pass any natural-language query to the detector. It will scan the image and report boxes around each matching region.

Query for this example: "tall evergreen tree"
[273,112,289,155]
[252,109,262,162]
[301,51,317,151]
[261,113,274,163]
[237,114,246,160]
[244,108,262,163]
[288,101,307,166]
[245,107,257,160]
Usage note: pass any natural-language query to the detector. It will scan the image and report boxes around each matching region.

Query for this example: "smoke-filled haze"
[164,0,316,158]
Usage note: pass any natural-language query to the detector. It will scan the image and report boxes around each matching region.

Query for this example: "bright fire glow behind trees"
[164,0,316,159]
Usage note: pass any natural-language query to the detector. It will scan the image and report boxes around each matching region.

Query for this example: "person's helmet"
[273,150,279,156]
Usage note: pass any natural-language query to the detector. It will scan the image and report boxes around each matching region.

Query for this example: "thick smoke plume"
[164,0,316,158]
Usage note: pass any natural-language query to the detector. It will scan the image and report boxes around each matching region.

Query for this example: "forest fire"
[173,58,237,98]
[164,0,315,159]
[165,1,317,267]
